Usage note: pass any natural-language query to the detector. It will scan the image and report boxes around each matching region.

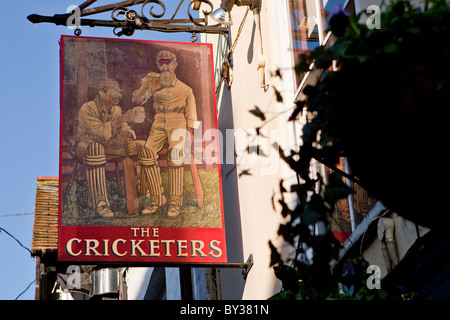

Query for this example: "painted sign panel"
[58,35,226,263]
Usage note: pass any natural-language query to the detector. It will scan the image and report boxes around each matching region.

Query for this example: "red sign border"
[58,35,227,264]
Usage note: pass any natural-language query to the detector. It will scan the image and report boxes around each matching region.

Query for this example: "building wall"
[362,213,429,278]
[125,0,432,300]
[202,0,301,300]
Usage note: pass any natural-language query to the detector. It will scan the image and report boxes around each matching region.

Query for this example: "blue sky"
[0,0,195,300]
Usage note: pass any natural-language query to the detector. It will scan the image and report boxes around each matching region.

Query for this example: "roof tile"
[31,177,59,254]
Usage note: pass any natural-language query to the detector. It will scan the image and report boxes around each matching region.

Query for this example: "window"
[289,0,353,86]
[289,1,375,243]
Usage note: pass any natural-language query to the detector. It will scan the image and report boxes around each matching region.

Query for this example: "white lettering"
[112,238,127,257]
[85,239,102,256]
[208,240,223,258]
[66,238,82,257]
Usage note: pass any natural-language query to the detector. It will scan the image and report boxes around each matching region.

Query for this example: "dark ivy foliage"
[296,0,450,230]
[248,0,450,299]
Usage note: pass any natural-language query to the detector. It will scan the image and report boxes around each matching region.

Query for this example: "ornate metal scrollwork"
[111,6,130,22]
[141,0,166,20]
[187,0,219,27]
[27,0,229,37]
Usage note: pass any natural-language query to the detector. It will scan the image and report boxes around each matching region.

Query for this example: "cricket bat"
[122,156,139,215]
[189,130,204,208]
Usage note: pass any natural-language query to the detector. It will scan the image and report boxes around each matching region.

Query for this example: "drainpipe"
[377,217,399,272]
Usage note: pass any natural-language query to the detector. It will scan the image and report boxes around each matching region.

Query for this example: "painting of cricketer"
[132,49,201,219]
[73,79,139,219]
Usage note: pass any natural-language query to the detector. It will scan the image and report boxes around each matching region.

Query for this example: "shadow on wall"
[217,81,246,300]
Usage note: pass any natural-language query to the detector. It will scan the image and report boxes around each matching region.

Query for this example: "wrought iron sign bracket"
[214,253,254,280]
[91,254,254,280]
[27,0,230,38]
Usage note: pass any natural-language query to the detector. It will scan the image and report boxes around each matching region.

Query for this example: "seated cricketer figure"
[132,50,198,219]
[75,79,138,219]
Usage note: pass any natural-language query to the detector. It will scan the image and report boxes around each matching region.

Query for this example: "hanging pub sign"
[59,35,227,263]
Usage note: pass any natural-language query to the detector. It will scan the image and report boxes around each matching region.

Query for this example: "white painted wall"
[124,0,433,300]
[125,267,153,300]
[201,0,301,300]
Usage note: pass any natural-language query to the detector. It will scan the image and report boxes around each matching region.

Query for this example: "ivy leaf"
[275,143,312,183]
[278,222,304,246]
[302,120,320,144]
[301,206,318,226]
[290,183,310,205]
[272,69,283,79]
[273,87,283,102]
[278,198,293,219]
[239,169,252,177]
[289,101,305,121]
[330,39,351,57]
[279,179,287,193]
[271,190,276,211]
[295,62,311,74]
[356,54,370,63]
[295,52,313,74]
[383,42,399,53]
[311,45,338,69]
[274,265,300,294]
[407,27,420,34]
[255,127,267,137]
[246,145,268,157]
[324,173,354,204]
[301,193,329,226]
[249,106,266,121]
[328,5,350,37]
[269,241,282,267]
[297,144,313,181]
[303,85,318,97]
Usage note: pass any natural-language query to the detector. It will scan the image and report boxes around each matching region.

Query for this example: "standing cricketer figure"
[75,80,137,219]
[132,50,198,219]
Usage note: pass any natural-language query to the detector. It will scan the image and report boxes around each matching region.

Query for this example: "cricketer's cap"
[156,50,177,65]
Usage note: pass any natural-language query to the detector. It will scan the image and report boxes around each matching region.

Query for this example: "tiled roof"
[31,176,59,254]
